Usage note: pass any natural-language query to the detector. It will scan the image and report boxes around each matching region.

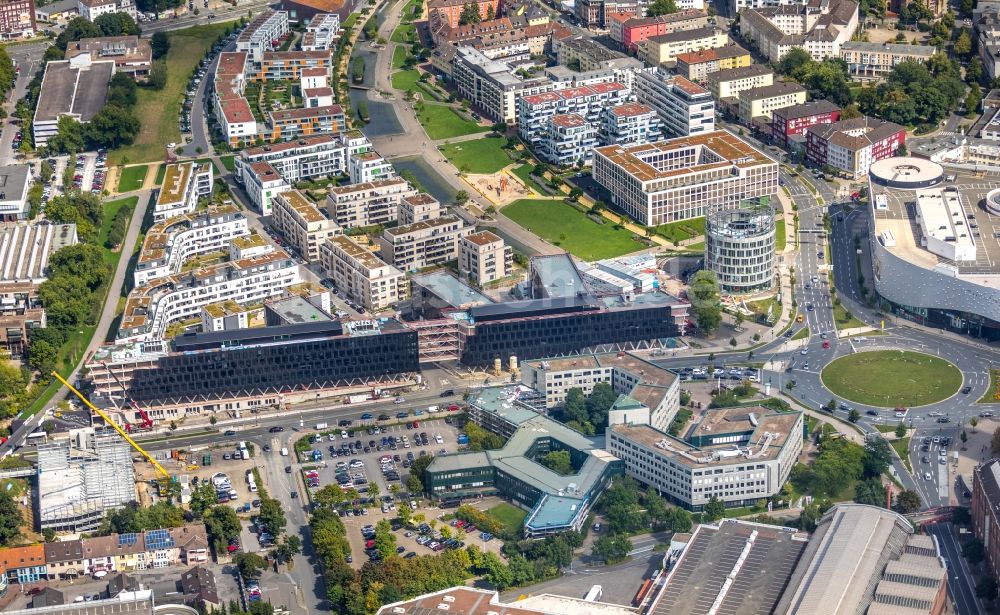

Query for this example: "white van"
[249,483,258,493]
[280,447,288,456]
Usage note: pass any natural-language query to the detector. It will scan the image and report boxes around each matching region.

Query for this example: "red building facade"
[770,101,840,147]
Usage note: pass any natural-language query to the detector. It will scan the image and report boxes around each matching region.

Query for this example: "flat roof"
[158,162,193,206]
[267,295,331,324]
[0,221,77,282]
[35,60,113,123]
[531,253,588,300]
[328,235,392,271]
[377,588,635,615]
[277,189,326,224]
[648,520,807,615]
[411,270,495,309]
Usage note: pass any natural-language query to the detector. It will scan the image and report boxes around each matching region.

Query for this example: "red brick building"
[770,100,840,147]
[429,0,501,29]
[0,0,35,40]
[973,459,1000,586]
[805,117,905,179]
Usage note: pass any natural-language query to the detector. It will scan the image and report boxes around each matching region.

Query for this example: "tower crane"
[51,371,170,479]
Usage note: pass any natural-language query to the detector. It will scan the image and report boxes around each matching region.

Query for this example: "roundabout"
[820,350,964,408]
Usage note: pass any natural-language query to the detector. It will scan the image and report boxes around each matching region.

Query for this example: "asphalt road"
[927,522,985,615]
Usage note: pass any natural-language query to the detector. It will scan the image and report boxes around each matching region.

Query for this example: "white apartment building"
[302,13,340,51]
[598,102,663,146]
[118,248,301,343]
[379,216,471,271]
[634,69,715,137]
[607,408,803,510]
[152,162,213,223]
[399,193,442,225]
[77,0,134,21]
[592,130,778,225]
[134,206,249,287]
[538,113,598,166]
[452,46,556,124]
[518,82,631,147]
[236,9,290,62]
[738,0,858,62]
[327,178,418,228]
[214,51,257,147]
[242,161,290,215]
[350,150,396,184]
[237,131,372,185]
[459,230,512,285]
[300,66,328,90]
[320,235,407,311]
[271,190,341,263]
[520,351,680,433]
[637,27,729,65]
[706,64,774,100]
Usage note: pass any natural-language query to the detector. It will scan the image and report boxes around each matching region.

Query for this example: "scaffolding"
[37,430,137,533]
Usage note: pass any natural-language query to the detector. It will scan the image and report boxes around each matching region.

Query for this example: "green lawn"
[821,351,963,407]
[979,369,999,404]
[99,197,139,268]
[791,326,810,340]
[391,23,415,43]
[417,103,489,140]
[392,45,408,70]
[154,163,166,184]
[511,164,545,193]
[22,325,96,417]
[112,23,231,165]
[488,502,527,534]
[891,436,912,472]
[775,218,786,251]
[343,12,360,31]
[833,302,865,330]
[116,165,148,192]
[503,199,646,260]
[655,217,706,244]
[391,69,420,92]
[441,138,511,174]
[687,241,705,251]
[220,155,236,173]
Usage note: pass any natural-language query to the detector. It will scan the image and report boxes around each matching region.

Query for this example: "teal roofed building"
[425,385,623,538]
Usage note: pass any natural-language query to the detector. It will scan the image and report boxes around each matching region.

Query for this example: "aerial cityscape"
[0,0,994,613]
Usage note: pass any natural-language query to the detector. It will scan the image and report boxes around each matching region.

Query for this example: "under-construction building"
[36,429,137,533]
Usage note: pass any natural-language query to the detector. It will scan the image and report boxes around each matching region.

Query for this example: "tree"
[272,535,302,564]
[977,577,998,601]
[56,17,102,50]
[967,86,982,116]
[776,47,812,76]
[151,31,170,59]
[459,2,482,24]
[94,12,140,36]
[485,4,495,19]
[971,417,979,432]
[85,105,140,148]
[539,450,573,475]
[374,519,396,559]
[235,552,267,581]
[703,496,725,522]
[854,477,887,507]
[27,339,58,374]
[895,421,907,438]
[148,60,167,90]
[955,29,973,57]
[189,482,217,518]
[48,116,85,154]
[961,430,969,448]
[862,437,893,478]
[0,492,22,546]
[848,409,861,423]
[961,0,974,15]
[592,534,631,564]
[563,387,589,424]
[894,31,907,43]
[586,382,617,430]
[407,454,434,495]
[689,270,722,334]
[968,57,984,85]
[481,551,513,588]
[204,505,242,548]
[454,190,469,204]
[894,489,921,514]
[813,439,865,497]
[647,0,676,16]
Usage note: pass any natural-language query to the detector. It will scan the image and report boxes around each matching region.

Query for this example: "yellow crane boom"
[51,371,170,479]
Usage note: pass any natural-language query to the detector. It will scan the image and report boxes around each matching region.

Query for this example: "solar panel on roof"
[145,529,174,550]
[118,533,138,547]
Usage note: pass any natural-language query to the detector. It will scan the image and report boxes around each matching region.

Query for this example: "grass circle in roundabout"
[820,350,963,408]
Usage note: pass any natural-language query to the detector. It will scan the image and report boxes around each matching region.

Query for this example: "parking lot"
[295,412,466,499]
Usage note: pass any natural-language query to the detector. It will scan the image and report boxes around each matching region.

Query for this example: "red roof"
[221,98,255,125]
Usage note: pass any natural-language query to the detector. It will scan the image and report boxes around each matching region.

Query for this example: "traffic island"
[820,350,963,407]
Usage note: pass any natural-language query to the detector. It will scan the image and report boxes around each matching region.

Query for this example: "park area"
[655,217,705,244]
[416,103,488,140]
[441,138,511,174]
[821,350,963,407]
[503,199,646,261]
[112,23,230,164]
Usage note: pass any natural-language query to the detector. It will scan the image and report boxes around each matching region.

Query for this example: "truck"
[584,586,603,602]
[344,394,370,404]
[316,422,329,430]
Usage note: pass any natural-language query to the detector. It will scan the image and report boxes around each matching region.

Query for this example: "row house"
[675,43,752,82]
[327,178,418,229]
[267,104,345,141]
[805,116,904,179]
[597,102,662,146]
[379,216,472,271]
[320,235,407,311]
[271,189,340,263]
[538,113,598,166]
[517,82,631,147]
[609,9,709,53]
[0,544,46,586]
[431,18,531,62]
[770,100,841,149]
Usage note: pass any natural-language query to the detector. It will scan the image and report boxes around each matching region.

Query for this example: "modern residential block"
[538,113,598,165]
[517,82,631,147]
[634,69,715,137]
[379,216,471,271]
[241,161,290,216]
[320,235,407,311]
[458,230,512,285]
[270,189,340,262]
[152,161,213,223]
[399,193,442,225]
[598,102,662,145]
[235,9,290,62]
[326,178,417,229]
[839,41,935,81]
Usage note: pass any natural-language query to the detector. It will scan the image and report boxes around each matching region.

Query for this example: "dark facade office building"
[123,320,419,403]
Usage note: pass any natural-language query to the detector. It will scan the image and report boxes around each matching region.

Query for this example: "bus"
[584,586,602,602]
